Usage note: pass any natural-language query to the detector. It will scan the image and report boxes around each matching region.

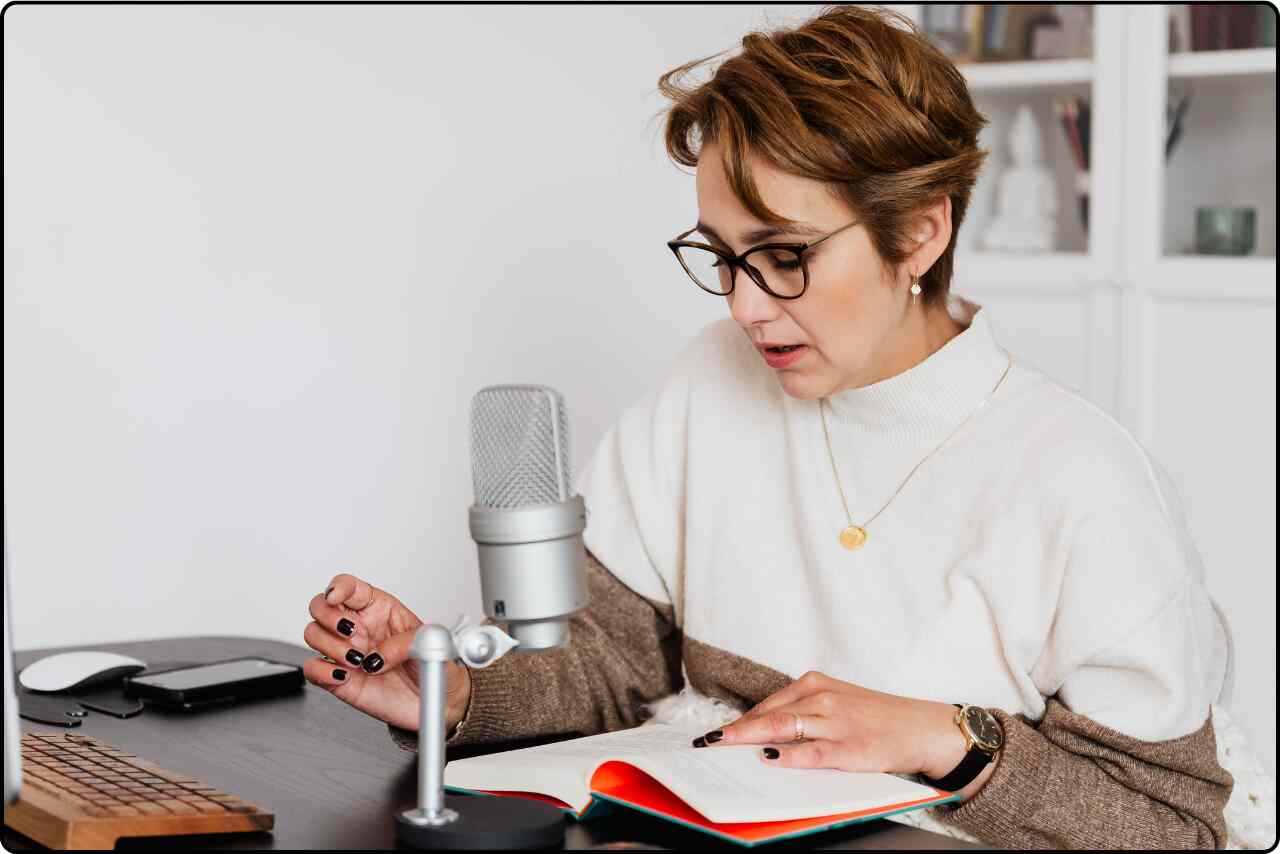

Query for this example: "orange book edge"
[450,760,960,847]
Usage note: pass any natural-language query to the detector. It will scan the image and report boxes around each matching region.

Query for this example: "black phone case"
[122,657,304,710]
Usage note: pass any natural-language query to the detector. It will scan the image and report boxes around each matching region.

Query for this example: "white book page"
[443,723,943,823]
[442,723,705,813]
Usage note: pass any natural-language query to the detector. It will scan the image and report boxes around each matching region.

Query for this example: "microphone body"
[397,384,585,847]
[468,384,588,650]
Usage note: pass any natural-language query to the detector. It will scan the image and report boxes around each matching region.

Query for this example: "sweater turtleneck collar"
[820,295,1010,442]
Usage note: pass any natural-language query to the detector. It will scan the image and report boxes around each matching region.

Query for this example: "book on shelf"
[964,5,986,62]
[1051,4,1093,59]
[981,4,1058,61]
[1054,95,1091,230]
[443,723,960,847]
[920,4,969,59]
[1169,4,1194,53]
[981,4,1007,59]
[926,5,1094,63]
[922,4,988,63]
[1190,3,1265,51]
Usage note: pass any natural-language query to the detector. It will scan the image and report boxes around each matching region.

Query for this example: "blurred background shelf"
[953,249,1096,290]
[1168,46,1277,79]
[960,57,1094,91]
[1147,256,1278,300]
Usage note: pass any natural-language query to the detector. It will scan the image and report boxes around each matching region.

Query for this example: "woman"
[301,6,1235,848]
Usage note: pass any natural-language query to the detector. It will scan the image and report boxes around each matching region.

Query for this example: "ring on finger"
[793,712,806,743]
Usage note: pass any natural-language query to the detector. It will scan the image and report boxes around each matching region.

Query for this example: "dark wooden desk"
[5,637,985,850]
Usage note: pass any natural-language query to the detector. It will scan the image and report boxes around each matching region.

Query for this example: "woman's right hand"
[302,573,472,734]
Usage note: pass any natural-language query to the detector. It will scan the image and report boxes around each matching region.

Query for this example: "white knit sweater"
[573,294,1234,744]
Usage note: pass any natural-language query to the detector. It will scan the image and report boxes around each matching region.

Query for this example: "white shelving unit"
[961,56,1094,90]
[899,5,1277,778]
[1168,45,1277,79]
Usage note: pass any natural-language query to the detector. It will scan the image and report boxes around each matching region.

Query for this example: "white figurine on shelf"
[981,104,1058,252]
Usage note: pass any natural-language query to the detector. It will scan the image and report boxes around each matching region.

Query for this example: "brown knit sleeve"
[388,546,681,752]
[934,697,1233,849]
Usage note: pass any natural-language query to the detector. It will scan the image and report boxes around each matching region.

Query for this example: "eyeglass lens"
[675,245,806,298]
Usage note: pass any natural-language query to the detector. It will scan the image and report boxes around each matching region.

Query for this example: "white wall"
[5,4,1273,777]
[2,5,824,645]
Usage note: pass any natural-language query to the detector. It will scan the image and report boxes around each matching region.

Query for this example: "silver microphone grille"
[470,384,572,508]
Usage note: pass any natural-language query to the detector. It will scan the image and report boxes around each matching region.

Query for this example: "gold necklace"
[818,351,1014,550]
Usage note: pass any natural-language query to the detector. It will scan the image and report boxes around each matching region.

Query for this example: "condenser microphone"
[468,384,588,650]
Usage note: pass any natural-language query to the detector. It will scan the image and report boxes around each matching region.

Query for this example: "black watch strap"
[919,704,997,792]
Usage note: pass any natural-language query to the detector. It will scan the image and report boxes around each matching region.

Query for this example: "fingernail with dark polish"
[763,747,780,760]
[704,730,723,744]
[362,652,384,673]
[345,649,364,666]
[337,618,355,636]
[332,669,346,681]
[691,736,707,748]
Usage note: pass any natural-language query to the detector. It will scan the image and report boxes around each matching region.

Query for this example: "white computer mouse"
[19,651,148,693]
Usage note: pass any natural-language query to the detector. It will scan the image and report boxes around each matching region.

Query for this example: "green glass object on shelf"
[1195,207,1256,256]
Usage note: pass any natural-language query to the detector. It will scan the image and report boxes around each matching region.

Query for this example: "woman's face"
[693,141,928,400]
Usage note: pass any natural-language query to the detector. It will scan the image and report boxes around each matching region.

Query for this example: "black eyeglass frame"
[666,218,861,300]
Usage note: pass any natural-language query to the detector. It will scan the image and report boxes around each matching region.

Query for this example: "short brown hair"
[655,4,989,308]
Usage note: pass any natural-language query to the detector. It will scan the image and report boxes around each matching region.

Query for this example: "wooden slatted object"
[3,732,273,850]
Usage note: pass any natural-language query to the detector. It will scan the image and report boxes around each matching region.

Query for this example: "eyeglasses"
[667,218,860,300]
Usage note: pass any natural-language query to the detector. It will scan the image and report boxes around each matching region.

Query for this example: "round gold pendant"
[839,525,867,550]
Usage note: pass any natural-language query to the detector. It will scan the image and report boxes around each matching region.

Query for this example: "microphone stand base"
[395,794,566,850]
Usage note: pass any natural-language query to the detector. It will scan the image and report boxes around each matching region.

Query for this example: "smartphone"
[123,657,304,711]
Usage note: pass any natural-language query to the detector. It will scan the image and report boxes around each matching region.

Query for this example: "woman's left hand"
[693,670,968,783]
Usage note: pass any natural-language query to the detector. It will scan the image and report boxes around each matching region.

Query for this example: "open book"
[444,723,960,847]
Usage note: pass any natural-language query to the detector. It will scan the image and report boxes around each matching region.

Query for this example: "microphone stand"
[394,618,566,850]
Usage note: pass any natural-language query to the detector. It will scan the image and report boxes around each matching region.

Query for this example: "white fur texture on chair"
[640,688,1277,849]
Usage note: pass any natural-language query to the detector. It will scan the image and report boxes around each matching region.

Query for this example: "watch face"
[963,706,1003,750]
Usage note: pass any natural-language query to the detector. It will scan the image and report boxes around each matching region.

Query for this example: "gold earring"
[910,274,922,298]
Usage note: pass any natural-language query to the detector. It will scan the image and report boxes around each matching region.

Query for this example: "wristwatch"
[918,704,1004,792]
